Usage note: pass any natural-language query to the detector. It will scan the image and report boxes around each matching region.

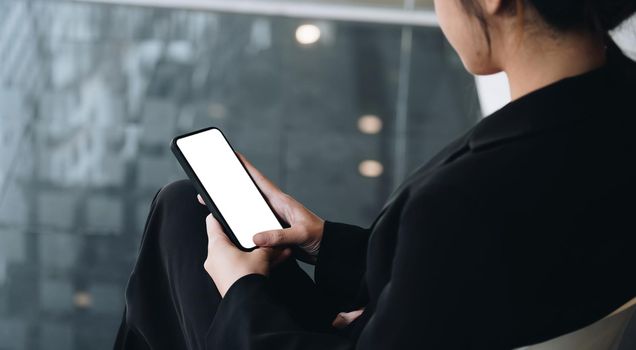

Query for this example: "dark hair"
[530,0,636,32]
[461,0,636,43]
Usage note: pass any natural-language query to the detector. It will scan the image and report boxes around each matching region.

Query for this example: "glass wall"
[0,1,480,349]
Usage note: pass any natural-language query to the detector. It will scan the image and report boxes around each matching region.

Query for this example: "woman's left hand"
[200,200,292,297]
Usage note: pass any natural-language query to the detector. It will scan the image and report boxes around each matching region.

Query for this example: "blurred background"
[0,0,634,349]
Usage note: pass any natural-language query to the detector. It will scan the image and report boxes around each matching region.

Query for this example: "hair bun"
[591,0,636,31]
[530,0,636,32]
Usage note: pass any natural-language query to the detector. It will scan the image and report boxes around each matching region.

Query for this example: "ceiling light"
[358,115,383,134]
[73,291,93,309]
[295,24,321,45]
[359,160,384,178]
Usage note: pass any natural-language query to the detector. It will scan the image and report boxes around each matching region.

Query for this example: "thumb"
[205,214,232,246]
[253,227,304,247]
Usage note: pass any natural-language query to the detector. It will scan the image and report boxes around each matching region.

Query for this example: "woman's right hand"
[198,153,325,264]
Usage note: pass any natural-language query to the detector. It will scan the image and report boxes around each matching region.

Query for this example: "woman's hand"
[202,213,291,297]
[235,153,325,264]
[332,308,365,329]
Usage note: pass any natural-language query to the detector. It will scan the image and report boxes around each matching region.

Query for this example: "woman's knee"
[154,178,209,224]
[156,179,197,206]
[150,179,209,250]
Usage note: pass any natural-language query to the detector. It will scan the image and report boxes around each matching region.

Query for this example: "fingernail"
[253,234,265,245]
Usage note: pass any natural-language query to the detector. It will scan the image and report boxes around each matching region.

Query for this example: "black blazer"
[205,42,636,349]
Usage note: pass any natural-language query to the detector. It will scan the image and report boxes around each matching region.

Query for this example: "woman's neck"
[503,31,607,100]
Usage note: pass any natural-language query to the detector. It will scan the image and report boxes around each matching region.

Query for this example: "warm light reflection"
[73,291,93,309]
[358,115,383,134]
[359,160,384,178]
[295,24,321,45]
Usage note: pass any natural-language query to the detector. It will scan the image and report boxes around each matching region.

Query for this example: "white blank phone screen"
[176,128,282,249]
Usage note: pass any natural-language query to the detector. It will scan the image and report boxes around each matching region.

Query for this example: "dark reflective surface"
[0,1,479,349]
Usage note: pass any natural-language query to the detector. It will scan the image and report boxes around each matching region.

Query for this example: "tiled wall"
[0,1,480,349]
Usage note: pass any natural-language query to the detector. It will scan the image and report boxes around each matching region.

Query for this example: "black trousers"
[114,179,341,350]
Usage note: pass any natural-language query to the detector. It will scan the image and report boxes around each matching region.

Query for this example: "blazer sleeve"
[205,274,353,349]
[355,186,507,348]
[314,221,371,309]
[205,186,506,349]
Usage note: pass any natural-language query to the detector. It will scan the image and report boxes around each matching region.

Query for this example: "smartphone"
[170,127,283,251]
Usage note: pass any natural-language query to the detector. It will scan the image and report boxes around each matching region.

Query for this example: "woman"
[115,0,636,349]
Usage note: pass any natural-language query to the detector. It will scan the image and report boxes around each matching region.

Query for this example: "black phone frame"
[170,126,287,252]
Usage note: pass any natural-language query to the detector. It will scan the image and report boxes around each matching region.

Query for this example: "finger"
[205,214,231,245]
[345,308,365,319]
[332,309,365,329]
[205,214,223,237]
[236,152,282,199]
[252,227,304,247]
[197,194,205,205]
[332,314,349,329]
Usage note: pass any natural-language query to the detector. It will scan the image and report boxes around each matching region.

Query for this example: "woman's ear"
[483,0,503,15]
